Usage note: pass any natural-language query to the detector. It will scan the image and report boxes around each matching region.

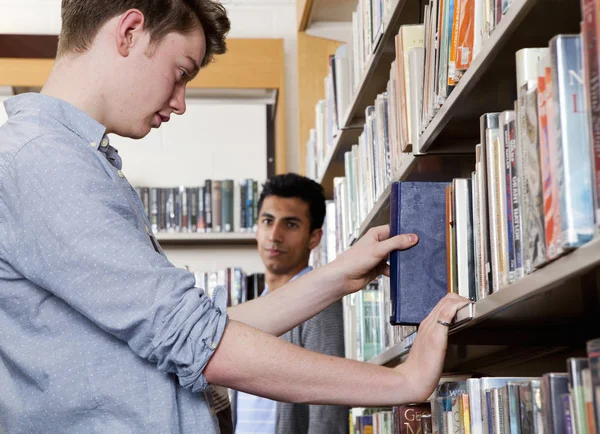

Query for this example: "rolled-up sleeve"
[0,136,226,393]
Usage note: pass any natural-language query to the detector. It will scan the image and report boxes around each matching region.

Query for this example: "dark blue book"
[389,182,449,325]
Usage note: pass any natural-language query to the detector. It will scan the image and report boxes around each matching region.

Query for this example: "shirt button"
[101,138,109,148]
[210,342,217,350]
[89,142,96,148]
[145,226,151,235]
[117,170,125,178]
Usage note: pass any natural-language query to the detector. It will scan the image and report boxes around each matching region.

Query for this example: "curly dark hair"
[57,0,230,67]
[257,173,327,232]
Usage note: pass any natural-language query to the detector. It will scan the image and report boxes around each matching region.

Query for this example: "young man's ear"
[308,228,322,251]
[116,9,145,57]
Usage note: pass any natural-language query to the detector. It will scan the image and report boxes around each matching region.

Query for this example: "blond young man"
[0,1,469,433]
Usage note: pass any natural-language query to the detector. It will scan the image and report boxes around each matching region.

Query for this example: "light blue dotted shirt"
[0,93,228,433]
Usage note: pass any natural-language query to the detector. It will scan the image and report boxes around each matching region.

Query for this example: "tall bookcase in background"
[298,0,600,382]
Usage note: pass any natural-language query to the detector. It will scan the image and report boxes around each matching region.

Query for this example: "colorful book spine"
[550,34,595,250]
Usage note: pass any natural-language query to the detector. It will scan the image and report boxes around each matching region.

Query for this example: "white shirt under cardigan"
[234,266,349,434]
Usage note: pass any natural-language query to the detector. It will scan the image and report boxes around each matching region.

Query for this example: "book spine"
[150,187,159,233]
[389,182,401,324]
[501,112,516,283]
[239,181,247,232]
[581,0,600,227]
[221,180,234,232]
[197,186,206,232]
[190,187,198,232]
[508,113,524,280]
[204,180,213,232]
[253,181,259,232]
[472,170,481,296]
[178,186,186,232]
[551,35,595,249]
[245,179,253,231]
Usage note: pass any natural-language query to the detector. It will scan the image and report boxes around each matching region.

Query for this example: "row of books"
[343,275,417,363]
[430,341,600,434]
[350,341,600,434]
[351,0,398,93]
[470,33,594,298]
[420,0,515,135]
[135,179,261,234]
[306,0,520,185]
[192,267,265,307]
[309,200,339,269]
[331,30,600,313]
[306,43,352,182]
[350,403,431,434]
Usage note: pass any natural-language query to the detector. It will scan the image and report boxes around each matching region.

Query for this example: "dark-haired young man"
[0,1,469,432]
[235,173,348,434]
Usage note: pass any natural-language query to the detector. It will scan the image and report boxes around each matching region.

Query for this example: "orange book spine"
[456,0,475,71]
[445,185,453,293]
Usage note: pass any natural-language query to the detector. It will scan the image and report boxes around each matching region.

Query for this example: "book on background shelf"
[192,267,261,308]
[135,178,260,235]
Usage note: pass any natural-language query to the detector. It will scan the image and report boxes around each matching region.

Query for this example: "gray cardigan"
[275,300,349,434]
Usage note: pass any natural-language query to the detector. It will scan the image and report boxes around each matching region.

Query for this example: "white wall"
[112,98,268,187]
[0,0,300,173]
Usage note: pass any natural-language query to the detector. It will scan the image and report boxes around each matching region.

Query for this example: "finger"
[364,225,391,242]
[373,233,418,259]
[437,296,472,324]
[375,261,390,277]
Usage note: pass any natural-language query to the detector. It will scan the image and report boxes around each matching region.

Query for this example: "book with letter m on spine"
[389,181,449,325]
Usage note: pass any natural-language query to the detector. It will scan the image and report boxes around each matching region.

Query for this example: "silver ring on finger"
[436,319,452,327]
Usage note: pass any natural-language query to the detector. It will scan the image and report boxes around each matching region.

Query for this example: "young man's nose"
[170,85,187,115]
[269,224,284,242]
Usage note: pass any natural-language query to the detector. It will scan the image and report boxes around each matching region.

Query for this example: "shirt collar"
[263,266,313,295]
[5,93,106,144]
[3,93,122,169]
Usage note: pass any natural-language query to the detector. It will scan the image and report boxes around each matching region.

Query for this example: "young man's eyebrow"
[186,56,200,78]
[259,213,303,223]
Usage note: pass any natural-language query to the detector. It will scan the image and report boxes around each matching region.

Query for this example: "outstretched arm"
[228,226,417,336]
[206,293,469,407]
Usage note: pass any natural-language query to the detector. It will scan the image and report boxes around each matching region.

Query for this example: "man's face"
[256,196,322,276]
[111,24,205,139]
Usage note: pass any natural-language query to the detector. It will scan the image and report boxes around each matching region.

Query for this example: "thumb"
[374,233,418,258]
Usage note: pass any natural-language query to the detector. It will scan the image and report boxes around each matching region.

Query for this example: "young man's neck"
[266,262,310,292]
[41,54,108,127]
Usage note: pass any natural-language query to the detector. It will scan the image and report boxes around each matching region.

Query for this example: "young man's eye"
[261,219,272,225]
[287,223,297,228]
[179,69,187,80]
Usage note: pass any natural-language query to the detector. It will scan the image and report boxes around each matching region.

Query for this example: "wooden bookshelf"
[297,0,356,32]
[303,0,600,376]
[368,238,600,373]
[155,232,257,245]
